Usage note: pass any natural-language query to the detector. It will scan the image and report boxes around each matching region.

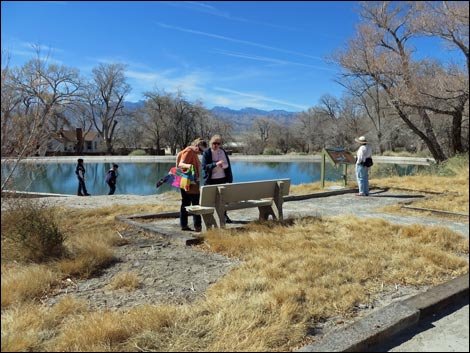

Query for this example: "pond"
[1,161,429,196]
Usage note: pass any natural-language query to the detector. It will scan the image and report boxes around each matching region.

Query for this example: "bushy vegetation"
[263,147,282,155]
[1,199,67,263]
[128,149,147,156]
[420,153,469,177]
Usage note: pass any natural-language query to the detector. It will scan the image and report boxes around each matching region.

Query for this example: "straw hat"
[355,136,368,144]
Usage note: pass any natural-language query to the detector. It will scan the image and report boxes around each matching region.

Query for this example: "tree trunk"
[392,102,447,162]
[451,110,464,154]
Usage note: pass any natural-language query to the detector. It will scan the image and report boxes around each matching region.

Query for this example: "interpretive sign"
[324,148,355,165]
[321,148,355,188]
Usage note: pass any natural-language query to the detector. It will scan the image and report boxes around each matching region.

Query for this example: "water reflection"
[1,161,427,196]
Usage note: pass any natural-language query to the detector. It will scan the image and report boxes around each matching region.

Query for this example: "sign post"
[321,147,355,188]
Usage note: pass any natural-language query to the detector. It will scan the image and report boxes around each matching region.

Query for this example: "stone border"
[114,188,363,245]
[296,274,469,352]
[3,155,434,165]
[115,211,200,246]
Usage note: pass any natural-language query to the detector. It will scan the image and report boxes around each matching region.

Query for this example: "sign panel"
[324,148,355,165]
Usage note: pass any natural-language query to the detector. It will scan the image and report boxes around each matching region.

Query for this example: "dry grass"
[2,215,467,352]
[372,156,469,216]
[290,181,342,195]
[1,264,59,308]
[106,271,142,291]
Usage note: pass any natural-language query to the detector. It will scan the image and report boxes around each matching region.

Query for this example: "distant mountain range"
[209,106,298,131]
[124,102,298,131]
[210,106,295,117]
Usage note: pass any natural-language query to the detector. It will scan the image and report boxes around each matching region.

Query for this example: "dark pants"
[107,182,116,195]
[77,178,88,195]
[180,189,201,228]
[207,177,228,185]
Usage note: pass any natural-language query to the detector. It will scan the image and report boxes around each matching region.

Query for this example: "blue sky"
[1,1,462,112]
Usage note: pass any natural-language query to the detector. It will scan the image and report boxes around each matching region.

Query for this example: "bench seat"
[186,179,290,230]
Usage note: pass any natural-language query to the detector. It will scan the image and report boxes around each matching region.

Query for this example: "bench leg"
[202,213,218,230]
[258,205,276,221]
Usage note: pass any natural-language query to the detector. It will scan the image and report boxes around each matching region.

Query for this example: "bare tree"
[338,77,392,153]
[140,90,172,154]
[410,1,469,154]
[85,63,130,155]
[1,49,81,191]
[332,1,460,162]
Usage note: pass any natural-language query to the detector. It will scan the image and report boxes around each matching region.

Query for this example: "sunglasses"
[212,142,221,145]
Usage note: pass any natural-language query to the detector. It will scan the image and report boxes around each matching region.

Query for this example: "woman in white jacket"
[355,136,372,196]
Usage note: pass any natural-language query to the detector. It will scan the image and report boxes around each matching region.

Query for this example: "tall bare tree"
[85,63,130,154]
[140,90,172,154]
[332,1,468,162]
[411,1,469,154]
[1,50,81,191]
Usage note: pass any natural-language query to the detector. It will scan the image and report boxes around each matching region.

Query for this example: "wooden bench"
[186,179,291,229]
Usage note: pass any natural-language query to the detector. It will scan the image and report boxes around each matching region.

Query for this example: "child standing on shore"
[76,158,91,196]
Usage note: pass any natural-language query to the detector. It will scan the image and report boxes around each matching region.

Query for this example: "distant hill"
[210,106,298,131]
[124,101,145,110]
[123,102,298,132]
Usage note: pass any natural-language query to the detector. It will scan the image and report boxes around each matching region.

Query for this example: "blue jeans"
[355,164,369,195]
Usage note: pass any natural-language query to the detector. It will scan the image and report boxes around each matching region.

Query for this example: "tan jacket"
[176,146,201,179]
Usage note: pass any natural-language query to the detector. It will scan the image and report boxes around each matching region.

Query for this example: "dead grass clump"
[1,297,89,352]
[107,271,142,291]
[45,304,183,351]
[1,199,67,263]
[57,234,116,279]
[1,264,59,308]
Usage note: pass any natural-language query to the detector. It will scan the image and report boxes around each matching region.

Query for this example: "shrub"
[128,149,147,156]
[263,148,282,155]
[420,153,469,177]
[1,199,66,263]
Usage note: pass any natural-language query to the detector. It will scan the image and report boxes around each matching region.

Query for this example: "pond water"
[2,161,428,196]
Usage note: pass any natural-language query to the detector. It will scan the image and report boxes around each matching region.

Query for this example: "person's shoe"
[225,215,233,224]
[84,193,91,196]
[181,226,193,231]
[355,193,366,196]
[194,226,202,232]
[77,193,84,196]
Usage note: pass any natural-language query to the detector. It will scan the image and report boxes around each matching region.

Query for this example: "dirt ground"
[45,227,238,310]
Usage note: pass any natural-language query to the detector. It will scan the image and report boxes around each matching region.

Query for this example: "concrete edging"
[116,212,200,246]
[296,274,469,352]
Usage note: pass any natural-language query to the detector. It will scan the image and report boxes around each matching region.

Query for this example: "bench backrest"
[200,179,291,206]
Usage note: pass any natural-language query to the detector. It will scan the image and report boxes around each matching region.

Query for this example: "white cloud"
[157,23,323,61]
[123,66,307,111]
[214,87,309,111]
[212,49,337,72]
[161,1,299,31]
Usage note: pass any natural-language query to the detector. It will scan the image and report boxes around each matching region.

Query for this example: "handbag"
[363,157,373,167]
[186,180,200,194]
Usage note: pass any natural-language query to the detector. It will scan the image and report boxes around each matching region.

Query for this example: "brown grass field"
[1,154,468,351]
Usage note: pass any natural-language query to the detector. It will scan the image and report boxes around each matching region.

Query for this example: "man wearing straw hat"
[354,136,373,196]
